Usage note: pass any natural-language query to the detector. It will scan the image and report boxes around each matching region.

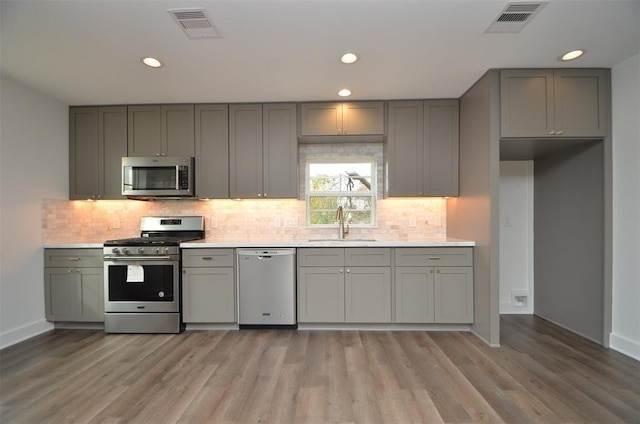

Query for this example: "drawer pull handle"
[201,257,213,260]
[428,256,440,260]
[68,257,81,261]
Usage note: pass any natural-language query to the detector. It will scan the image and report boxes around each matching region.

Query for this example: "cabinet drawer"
[182,249,234,267]
[298,248,344,267]
[395,248,472,267]
[45,249,103,268]
[345,248,391,267]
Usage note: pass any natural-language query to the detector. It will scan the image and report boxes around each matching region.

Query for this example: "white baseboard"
[0,320,54,350]
[470,328,501,348]
[609,332,640,361]
[500,302,533,314]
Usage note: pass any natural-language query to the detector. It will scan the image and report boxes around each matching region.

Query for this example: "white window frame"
[305,158,377,227]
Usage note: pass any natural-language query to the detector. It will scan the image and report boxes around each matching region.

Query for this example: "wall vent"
[168,8,220,39]
[485,2,546,33]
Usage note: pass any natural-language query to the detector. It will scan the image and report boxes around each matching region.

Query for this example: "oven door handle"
[104,255,174,261]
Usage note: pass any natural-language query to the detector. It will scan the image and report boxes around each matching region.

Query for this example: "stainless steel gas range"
[103,216,204,333]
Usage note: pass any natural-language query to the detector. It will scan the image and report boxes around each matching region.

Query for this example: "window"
[306,160,376,226]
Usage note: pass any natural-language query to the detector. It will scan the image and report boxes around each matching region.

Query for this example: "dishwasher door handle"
[258,255,273,260]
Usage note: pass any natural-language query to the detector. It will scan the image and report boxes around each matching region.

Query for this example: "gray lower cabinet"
[297,266,345,322]
[386,100,459,197]
[500,69,608,138]
[395,248,473,324]
[44,249,104,322]
[395,267,435,323]
[434,267,474,323]
[128,104,195,157]
[345,266,391,323]
[182,249,236,323]
[69,106,127,200]
[297,248,391,323]
[229,103,297,199]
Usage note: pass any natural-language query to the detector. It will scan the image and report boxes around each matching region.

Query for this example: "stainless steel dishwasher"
[237,248,297,329]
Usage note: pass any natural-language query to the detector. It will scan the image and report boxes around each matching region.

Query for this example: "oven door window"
[108,264,174,301]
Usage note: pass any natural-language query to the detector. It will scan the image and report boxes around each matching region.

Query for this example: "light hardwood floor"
[1,315,638,423]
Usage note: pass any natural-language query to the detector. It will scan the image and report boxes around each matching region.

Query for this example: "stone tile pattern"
[42,197,446,243]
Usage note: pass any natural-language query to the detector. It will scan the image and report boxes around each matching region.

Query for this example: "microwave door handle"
[176,166,180,189]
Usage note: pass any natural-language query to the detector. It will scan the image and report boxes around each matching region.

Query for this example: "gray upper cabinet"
[229,103,297,199]
[195,104,229,198]
[69,106,127,200]
[263,103,298,198]
[500,69,608,138]
[299,101,384,136]
[386,100,459,197]
[127,104,195,157]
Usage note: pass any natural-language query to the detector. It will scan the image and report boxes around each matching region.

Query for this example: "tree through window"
[306,161,376,226]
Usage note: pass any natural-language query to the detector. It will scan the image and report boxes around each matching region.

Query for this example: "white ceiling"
[1,0,638,106]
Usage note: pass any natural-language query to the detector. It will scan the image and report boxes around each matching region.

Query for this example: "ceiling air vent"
[168,8,220,39]
[485,2,546,33]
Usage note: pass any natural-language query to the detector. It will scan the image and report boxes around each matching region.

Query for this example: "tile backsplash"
[42,197,446,243]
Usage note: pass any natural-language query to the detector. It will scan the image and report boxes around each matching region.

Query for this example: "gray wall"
[611,54,640,360]
[447,71,501,346]
[0,75,68,348]
[534,141,604,343]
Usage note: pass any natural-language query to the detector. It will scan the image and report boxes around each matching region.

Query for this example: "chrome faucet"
[336,205,349,240]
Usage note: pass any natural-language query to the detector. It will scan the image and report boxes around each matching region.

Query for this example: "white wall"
[499,161,534,314]
[0,75,68,348]
[611,54,640,360]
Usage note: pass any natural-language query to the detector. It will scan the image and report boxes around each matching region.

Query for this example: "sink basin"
[308,239,377,242]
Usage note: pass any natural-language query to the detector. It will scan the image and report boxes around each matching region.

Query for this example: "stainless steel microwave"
[122,156,194,197]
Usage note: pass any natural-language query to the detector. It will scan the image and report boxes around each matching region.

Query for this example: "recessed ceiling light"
[560,49,585,61]
[340,52,358,64]
[142,57,163,68]
[338,89,352,97]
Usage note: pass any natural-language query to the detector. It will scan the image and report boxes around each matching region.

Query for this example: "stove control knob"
[164,247,170,254]
[138,247,144,255]
[112,248,120,255]
[154,247,160,254]
[122,248,129,255]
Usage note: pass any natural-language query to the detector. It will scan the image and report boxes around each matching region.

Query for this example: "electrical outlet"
[409,216,417,227]
[504,215,513,227]
[111,216,120,229]
[284,217,298,228]
[272,217,282,227]
[434,216,442,226]
[209,216,218,228]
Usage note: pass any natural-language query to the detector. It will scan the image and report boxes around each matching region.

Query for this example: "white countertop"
[44,242,105,248]
[44,238,475,249]
[181,238,475,248]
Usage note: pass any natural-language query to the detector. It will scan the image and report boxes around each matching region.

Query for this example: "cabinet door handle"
[556,130,563,135]
[428,256,440,260]
[68,257,81,261]
[346,268,350,273]
[339,268,343,273]
[548,130,556,135]
[201,257,213,260]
